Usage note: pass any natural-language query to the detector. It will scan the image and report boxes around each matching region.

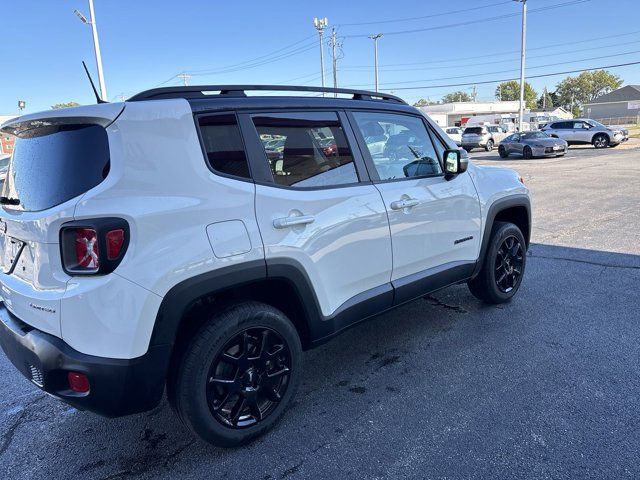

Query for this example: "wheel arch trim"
[472,194,531,278]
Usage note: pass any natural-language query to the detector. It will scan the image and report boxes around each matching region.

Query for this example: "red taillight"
[106,229,125,260]
[67,371,90,393]
[74,228,100,271]
[61,220,128,275]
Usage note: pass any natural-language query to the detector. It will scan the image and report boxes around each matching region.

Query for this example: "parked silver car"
[499,131,567,159]
[461,125,508,152]
[541,119,628,148]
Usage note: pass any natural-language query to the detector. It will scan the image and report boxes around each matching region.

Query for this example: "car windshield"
[521,132,550,139]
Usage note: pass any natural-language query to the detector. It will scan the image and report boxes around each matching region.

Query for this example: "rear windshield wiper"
[0,196,20,206]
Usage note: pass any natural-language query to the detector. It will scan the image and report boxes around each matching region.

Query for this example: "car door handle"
[390,198,420,210]
[273,215,315,229]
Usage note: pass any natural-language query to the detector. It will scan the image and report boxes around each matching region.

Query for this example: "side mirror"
[444,149,467,178]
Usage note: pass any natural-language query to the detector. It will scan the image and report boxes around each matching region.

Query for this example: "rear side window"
[2,125,109,212]
[198,114,250,179]
[252,112,358,188]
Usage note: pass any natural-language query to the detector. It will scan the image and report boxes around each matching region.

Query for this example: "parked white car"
[0,85,531,447]
[444,127,462,146]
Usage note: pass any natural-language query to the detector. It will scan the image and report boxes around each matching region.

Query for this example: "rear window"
[1,125,109,212]
[463,127,484,135]
[197,113,251,179]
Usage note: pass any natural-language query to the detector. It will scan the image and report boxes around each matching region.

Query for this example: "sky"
[1,0,639,114]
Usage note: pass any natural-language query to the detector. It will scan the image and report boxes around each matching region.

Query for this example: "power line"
[189,41,318,76]
[341,29,640,69]
[189,34,316,74]
[378,61,640,91]
[341,39,640,73]
[343,50,640,88]
[342,0,591,38]
[337,0,512,26]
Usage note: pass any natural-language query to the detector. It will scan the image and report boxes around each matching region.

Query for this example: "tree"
[537,89,554,109]
[494,81,537,109]
[413,98,438,107]
[442,91,471,103]
[51,102,80,109]
[555,70,622,110]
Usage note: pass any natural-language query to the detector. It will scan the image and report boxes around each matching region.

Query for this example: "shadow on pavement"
[0,243,639,479]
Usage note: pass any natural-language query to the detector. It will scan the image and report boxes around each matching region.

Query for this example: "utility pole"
[177,73,192,86]
[543,86,547,109]
[313,17,328,96]
[471,85,477,102]
[368,33,383,92]
[514,0,527,131]
[330,27,339,96]
[74,0,108,100]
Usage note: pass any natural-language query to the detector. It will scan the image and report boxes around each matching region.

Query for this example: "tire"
[498,145,508,158]
[173,302,302,447]
[468,222,527,304]
[463,147,472,152]
[523,146,533,159]
[485,140,494,152]
[592,134,609,148]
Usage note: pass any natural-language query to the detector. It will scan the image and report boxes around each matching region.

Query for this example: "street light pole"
[514,0,527,131]
[368,33,383,92]
[74,0,107,101]
[313,17,328,96]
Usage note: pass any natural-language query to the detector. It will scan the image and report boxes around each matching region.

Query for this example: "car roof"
[126,84,421,115]
[186,96,420,115]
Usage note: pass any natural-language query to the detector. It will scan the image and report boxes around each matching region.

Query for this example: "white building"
[419,102,572,130]
[419,101,520,127]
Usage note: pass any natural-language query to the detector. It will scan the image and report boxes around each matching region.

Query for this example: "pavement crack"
[528,253,640,270]
[0,395,45,458]
[281,460,304,478]
[424,295,468,313]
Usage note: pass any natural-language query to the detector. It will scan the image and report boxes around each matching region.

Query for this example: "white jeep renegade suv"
[0,85,530,447]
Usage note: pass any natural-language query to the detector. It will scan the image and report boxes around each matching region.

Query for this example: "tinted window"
[521,132,549,139]
[198,114,250,179]
[353,112,442,181]
[463,127,484,135]
[2,125,109,212]
[252,112,358,188]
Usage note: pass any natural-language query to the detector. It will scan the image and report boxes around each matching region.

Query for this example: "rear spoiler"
[1,103,125,138]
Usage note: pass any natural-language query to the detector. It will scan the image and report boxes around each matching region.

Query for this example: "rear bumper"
[462,141,487,149]
[0,303,170,417]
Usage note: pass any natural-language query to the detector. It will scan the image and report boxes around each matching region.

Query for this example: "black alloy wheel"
[172,302,302,447]
[498,145,508,158]
[494,235,524,293]
[523,146,533,159]
[207,328,291,429]
[467,221,527,304]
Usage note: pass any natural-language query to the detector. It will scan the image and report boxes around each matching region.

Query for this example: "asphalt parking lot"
[1,145,639,480]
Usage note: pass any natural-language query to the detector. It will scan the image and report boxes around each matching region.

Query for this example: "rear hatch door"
[0,104,124,336]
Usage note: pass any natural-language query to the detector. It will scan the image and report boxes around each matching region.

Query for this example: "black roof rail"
[127,85,407,104]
